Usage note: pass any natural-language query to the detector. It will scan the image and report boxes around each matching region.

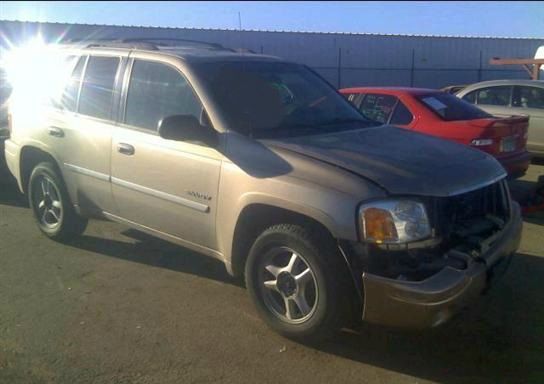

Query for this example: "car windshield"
[417,92,492,121]
[195,60,377,138]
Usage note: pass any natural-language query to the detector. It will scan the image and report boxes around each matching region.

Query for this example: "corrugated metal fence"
[1,20,543,88]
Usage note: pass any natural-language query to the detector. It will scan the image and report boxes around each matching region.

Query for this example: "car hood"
[264,125,506,197]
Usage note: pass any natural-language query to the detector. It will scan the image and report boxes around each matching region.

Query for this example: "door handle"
[48,126,64,138]
[117,143,135,156]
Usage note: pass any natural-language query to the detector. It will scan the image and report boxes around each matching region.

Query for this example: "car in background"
[340,87,530,178]
[441,84,467,94]
[456,80,544,157]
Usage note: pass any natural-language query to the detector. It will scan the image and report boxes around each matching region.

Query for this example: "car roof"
[456,79,544,96]
[156,46,282,63]
[55,42,283,64]
[339,86,440,96]
[462,79,544,88]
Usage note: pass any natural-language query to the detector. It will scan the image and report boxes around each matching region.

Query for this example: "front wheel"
[28,162,88,241]
[245,224,352,341]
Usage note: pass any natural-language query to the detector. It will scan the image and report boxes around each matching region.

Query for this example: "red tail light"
[470,138,494,147]
[469,116,529,155]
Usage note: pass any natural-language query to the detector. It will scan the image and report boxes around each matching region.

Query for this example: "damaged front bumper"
[361,202,522,329]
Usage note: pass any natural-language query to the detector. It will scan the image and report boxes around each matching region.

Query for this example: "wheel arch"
[19,145,63,195]
[229,202,339,278]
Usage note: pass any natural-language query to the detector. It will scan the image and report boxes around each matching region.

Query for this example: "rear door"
[512,85,544,154]
[110,57,221,250]
[50,53,124,215]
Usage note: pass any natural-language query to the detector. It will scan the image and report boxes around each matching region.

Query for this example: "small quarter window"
[61,56,86,112]
[78,56,120,120]
[390,101,413,125]
[462,91,476,104]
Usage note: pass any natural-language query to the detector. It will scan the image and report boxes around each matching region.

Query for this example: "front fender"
[216,168,383,274]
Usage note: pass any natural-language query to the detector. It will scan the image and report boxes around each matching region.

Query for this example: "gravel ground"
[0,163,543,384]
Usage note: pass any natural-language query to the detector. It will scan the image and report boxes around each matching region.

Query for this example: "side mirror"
[158,114,217,146]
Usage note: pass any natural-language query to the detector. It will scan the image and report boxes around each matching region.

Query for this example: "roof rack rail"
[121,37,226,50]
[63,38,159,50]
[62,37,230,51]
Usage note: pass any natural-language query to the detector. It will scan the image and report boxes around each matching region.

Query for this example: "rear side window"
[418,92,491,121]
[125,60,202,132]
[358,94,397,124]
[78,56,120,120]
[475,86,512,106]
[462,91,476,104]
[61,56,86,112]
[514,86,544,109]
[390,101,413,125]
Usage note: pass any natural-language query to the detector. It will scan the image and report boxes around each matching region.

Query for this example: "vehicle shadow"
[508,178,544,226]
[0,167,27,207]
[508,178,537,202]
[64,229,241,287]
[64,222,544,383]
[305,252,544,384]
[523,211,544,226]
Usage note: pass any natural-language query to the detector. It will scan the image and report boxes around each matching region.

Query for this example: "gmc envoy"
[4,39,522,340]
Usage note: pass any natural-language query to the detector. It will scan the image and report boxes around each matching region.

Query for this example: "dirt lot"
[0,163,543,384]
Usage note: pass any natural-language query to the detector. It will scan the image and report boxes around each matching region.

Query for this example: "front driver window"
[476,86,512,107]
[125,60,203,132]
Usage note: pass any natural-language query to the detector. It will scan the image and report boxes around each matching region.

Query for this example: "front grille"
[431,179,510,242]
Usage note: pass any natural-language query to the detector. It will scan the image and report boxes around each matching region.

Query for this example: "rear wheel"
[245,224,351,341]
[28,162,88,241]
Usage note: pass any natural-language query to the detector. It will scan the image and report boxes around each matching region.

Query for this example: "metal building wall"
[1,20,543,88]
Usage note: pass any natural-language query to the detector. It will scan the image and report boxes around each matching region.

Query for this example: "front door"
[110,58,221,250]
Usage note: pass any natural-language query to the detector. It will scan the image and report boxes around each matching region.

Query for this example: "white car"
[456,79,544,157]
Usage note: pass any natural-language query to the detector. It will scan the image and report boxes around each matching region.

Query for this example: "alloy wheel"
[33,175,63,229]
[259,247,319,324]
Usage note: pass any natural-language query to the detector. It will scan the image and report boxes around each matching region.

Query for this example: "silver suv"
[4,39,522,340]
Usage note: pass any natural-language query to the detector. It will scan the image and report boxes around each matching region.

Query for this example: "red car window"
[390,101,413,125]
[359,93,398,124]
[417,92,491,121]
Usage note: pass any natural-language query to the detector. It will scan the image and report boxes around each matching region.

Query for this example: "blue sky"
[0,1,543,38]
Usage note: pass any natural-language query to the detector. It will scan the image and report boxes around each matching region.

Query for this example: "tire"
[28,162,88,241]
[245,224,352,341]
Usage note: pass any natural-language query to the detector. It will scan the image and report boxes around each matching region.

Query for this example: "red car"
[339,87,530,178]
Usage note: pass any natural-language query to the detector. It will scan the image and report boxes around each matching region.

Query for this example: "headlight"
[359,200,431,244]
